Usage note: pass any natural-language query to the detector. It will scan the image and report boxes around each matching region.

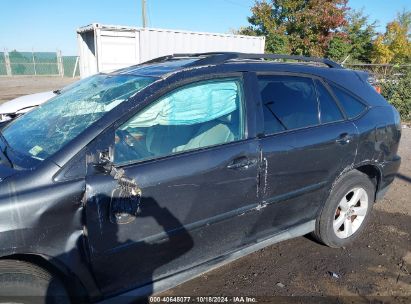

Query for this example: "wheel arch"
[320,163,382,216]
[314,167,376,247]
[0,253,89,300]
[353,163,382,201]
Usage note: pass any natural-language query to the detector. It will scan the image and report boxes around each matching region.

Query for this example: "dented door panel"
[85,139,260,296]
[254,121,359,236]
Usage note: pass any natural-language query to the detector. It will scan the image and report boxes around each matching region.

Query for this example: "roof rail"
[141,52,343,69]
[238,53,343,68]
[141,52,238,65]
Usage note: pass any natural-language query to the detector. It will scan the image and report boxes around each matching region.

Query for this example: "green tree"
[238,0,348,56]
[381,68,411,120]
[322,9,376,62]
[345,9,376,62]
[326,34,351,61]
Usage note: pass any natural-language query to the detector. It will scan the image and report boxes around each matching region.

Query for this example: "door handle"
[227,157,257,170]
[336,133,352,145]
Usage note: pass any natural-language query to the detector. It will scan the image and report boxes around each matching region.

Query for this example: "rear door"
[84,75,261,296]
[250,74,359,238]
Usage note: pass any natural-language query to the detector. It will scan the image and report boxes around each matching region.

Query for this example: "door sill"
[98,220,315,304]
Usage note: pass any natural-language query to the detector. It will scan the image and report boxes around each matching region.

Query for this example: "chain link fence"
[0,52,6,75]
[343,64,411,122]
[0,50,79,78]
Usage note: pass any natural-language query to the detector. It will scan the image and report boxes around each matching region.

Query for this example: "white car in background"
[0,91,57,123]
[0,77,88,123]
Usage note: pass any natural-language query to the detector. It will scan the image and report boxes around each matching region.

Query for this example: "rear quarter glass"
[329,84,367,119]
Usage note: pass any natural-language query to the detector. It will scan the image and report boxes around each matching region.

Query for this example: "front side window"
[114,78,244,165]
[1,74,155,166]
[258,75,319,134]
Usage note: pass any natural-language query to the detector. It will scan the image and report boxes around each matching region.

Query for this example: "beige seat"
[145,125,196,156]
[145,113,236,156]
[173,120,234,153]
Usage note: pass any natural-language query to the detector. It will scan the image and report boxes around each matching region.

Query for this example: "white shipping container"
[77,23,265,77]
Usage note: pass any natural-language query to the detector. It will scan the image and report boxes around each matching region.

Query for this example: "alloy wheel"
[333,187,369,239]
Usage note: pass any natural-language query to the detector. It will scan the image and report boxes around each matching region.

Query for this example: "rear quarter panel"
[352,105,401,190]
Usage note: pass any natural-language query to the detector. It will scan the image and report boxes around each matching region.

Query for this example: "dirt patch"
[163,210,410,297]
[0,77,78,104]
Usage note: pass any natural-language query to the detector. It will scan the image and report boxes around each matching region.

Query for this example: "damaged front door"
[84,77,261,296]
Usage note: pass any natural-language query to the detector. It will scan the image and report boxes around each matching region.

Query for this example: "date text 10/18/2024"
[149,296,258,303]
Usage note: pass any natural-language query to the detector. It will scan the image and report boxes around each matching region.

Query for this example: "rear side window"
[315,80,344,123]
[330,85,366,119]
[258,76,319,134]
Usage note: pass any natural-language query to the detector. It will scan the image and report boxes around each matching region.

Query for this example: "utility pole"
[142,0,147,28]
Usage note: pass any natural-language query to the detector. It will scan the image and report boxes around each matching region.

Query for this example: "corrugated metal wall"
[139,28,265,62]
[77,24,265,77]
[77,30,98,77]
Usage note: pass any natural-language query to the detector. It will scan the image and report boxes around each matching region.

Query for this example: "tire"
[0,259,70,304]
[313,170,375,248]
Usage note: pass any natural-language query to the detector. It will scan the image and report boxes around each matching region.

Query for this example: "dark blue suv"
[0,53,401,303]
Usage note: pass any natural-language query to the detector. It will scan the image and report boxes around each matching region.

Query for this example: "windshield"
[1,74,155,165]
[54,75,93,94]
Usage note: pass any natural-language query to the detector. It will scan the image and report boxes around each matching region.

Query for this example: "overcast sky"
[1,0,410,55]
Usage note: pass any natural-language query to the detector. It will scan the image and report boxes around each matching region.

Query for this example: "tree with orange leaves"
[238,0,349,56]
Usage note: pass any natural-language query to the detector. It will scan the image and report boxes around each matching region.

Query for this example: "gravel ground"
[0,77,410,302]
[0,77,77,104]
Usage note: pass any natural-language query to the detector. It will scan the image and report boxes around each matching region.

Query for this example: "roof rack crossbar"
[141,52,343,69]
